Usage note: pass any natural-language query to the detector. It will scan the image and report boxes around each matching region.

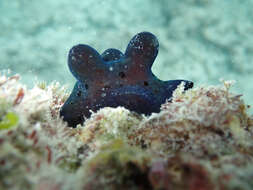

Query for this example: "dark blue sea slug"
[60,32,193,127]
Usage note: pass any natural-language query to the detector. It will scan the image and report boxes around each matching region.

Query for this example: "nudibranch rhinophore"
[60,32,193,127]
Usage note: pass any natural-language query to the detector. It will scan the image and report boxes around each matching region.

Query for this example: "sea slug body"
[60,32,193,127]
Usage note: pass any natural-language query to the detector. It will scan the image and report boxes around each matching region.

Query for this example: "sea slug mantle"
[60,32,193,127]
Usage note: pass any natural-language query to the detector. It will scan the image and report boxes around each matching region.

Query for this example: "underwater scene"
[1,0,253,189]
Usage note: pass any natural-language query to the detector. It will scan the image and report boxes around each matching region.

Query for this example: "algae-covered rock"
[81,139,152,190]
[0,74,82,189]
[0,73,253,190]
[136,81,253,158]
[78,107,144,152]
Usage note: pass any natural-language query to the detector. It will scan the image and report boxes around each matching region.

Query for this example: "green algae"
[0,112,19,130]
[0,98,19,130]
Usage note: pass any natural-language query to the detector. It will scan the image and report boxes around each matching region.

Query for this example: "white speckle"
[71,56,76,61]
[101,93,106,97]
[109,66,114,71]
[124,65,128,69]
[34,123,41,130]
[102,88,105,91]
[89,55,93,58]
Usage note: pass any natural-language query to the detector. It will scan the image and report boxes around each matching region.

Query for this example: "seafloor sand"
[0,0,253,108]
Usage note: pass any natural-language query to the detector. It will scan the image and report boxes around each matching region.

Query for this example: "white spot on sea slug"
[71,56,76,61]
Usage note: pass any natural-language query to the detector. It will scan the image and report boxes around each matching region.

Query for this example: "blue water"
[1,0,253,108]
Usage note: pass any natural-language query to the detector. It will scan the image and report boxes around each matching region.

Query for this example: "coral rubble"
[0,73,253,190]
